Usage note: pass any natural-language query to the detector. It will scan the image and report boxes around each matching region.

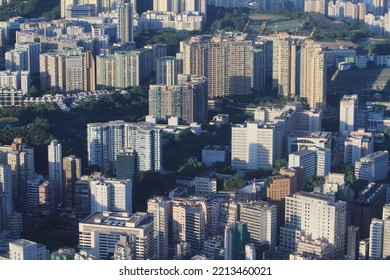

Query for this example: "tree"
[28,85,39,97]
[223,173,246,190]
[272,158,287,175]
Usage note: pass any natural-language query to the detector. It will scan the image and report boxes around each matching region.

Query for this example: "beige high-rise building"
[153,0,207,19]
[239,201,277,250]
[300,40,326,110]
[358,3,367,22]
[231,121,285,170]
[272,34,299,98]
[181,35,253,97]
[147,197,172,260]
[97,45,167,88]
[0,138,34,202]
[344,130,374,166]
[153,0,170,11]
[304,0,327,14]
[280,192,347,259]
[171,199,207,255]
[339,94,358,134]
[40,48,95,92]
[149,75,208,124]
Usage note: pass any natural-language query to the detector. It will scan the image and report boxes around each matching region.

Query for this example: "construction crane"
[310,27,317,38]
[243,19,251,33]
[258,21,266,36]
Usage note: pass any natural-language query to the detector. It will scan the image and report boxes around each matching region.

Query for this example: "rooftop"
[80,212,152,229]
[288,131,331,139]
[203,145,230,151]
[291,149,316,157]
[360,150,388,162]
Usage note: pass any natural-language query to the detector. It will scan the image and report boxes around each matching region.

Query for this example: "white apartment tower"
[48,139,63,207]
[288,147,331,178]
[369,218,384,259]
[300,40,326,110]
[339,94,358,134]
[280,192,347,259]
[231,121,284,170]
[354,151,389,182]
[89,178,132,214]
[344,130,374,166]
[87,121,162,173]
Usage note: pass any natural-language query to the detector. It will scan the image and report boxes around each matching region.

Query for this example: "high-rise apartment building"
[75,179,90,219]
[39,48,95,92]
[87,121,162,173]
[369,218,384,259]
[171,197,211,253]
[340,94,358,134]
[147,197,172,260]
[280,192,347,259]
[354,151,389,182]
[149,75,208,124]
[288,149,317,179]
[89,177,132,213]
[14,42,40,75]
[5,49,28,72]
[0,70,30,94]
[79,212,154,260]
[97,45,167,88]
[117,0,134,44]
[156,56,182,86]
[344,130,374,166]
[231,121,285,170]
[304,0,327,14]
[0,138,35,203]
[288,147,331,179]
[272,34,300,98]
[48,140,63,207]
[61,0,127,17]
[39,180,55,216]
[300,40,326,110]
[153,0,207,19]
[62,155,82,209]
[26,174,44,215]
[239,201,277,250]
[373,0,385,16]
[181,35,253,97]
[0,164,12,232]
